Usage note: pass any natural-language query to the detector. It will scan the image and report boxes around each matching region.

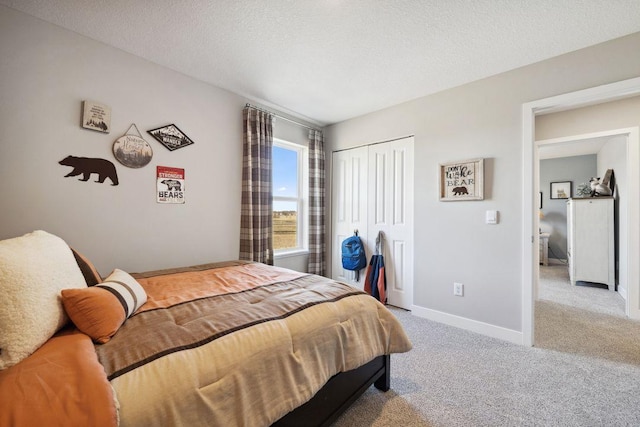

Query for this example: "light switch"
[486,210,498,224]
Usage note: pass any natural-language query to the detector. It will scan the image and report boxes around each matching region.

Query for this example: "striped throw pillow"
[97,269,147,318]
[62,269,147,343]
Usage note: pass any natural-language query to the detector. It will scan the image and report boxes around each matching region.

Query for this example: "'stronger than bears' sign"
[157,166,185,204]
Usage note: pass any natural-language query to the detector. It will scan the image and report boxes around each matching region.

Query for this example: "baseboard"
[618,285,628,300]
[411,305,523,345]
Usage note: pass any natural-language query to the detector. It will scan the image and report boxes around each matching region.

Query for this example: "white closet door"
[331,146,368,289]
[368,137,414,309]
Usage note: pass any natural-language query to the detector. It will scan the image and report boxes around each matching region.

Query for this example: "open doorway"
[522,77,640,347]
[534,131,632,356]
[537,131,628,314]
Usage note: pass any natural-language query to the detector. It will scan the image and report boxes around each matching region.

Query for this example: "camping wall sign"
[147,124,194,151]
[113,124,153,168]
[81,101,111,133]
[439,158,484,201]
[157,166,185,204]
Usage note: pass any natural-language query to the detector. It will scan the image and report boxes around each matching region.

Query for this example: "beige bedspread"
[95,262,412,427]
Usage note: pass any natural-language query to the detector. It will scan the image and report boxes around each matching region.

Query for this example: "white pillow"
[0,230,88,369]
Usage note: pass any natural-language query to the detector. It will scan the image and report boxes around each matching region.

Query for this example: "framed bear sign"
[439,158,484,201]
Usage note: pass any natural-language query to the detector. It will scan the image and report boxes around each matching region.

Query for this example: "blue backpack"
[341,233,367,281]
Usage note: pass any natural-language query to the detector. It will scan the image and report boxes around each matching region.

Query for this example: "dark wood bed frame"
[272,354,390,427]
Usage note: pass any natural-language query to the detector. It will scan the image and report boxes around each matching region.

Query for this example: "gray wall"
[539,155,597,260]
[325,32,640,333]
[536,97,640,139]
[0,6,313,276]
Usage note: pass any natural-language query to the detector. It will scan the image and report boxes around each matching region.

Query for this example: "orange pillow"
[61,269,147,343]
[61,287,126,344]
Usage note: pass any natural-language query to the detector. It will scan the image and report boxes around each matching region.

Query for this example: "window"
[272,139,308,253]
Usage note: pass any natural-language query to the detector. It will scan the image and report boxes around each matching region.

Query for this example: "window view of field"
[273,211,297,249]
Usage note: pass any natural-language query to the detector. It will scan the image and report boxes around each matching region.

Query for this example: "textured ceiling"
[2,0,640,125]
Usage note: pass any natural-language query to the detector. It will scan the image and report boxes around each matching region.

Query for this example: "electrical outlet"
[453,282,464,296]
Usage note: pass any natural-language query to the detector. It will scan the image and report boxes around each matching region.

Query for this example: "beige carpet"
[536,264,640,366]
[537,264,625,317]
[331,272,640,426]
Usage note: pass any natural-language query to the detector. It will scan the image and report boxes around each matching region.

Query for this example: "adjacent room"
[1,1,640,426]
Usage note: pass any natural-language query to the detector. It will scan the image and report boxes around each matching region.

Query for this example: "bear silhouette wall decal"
[59,155,119,186]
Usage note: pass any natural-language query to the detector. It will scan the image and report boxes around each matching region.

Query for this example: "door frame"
[522,76,640,346]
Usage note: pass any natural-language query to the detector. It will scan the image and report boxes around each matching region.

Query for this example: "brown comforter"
[97,261,412,427]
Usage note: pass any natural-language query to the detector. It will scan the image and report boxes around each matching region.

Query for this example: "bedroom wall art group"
[61,100,194,201]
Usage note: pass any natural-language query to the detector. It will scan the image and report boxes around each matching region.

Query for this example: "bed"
[0,231,412,427]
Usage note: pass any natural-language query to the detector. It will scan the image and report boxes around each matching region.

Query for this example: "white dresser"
[566,197,615,290]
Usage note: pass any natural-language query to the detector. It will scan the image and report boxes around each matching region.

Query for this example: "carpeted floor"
[536,264,640,367]
[332,267,640,426]
[537,264,625,317]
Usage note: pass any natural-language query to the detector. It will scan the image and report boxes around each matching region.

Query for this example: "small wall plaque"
[113,124,153,168]
[148,124,194,151]
[157,166,185,204]
[82,101,111,133]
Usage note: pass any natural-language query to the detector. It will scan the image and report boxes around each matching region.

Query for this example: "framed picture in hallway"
[550,181,571,199]
[439,158,484,201]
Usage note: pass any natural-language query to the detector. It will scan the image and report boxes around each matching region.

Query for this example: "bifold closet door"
[331,146,368,288]
[331,137,414,309]
[368,137,414,309]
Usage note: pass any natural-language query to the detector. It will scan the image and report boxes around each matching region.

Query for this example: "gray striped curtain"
[240,107,274,265]
[308,129,326,275]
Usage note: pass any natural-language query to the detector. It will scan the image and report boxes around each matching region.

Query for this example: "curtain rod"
[245,103,321,132]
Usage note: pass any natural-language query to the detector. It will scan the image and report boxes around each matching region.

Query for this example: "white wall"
[0,7,314,276]
[325,32,640,334]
